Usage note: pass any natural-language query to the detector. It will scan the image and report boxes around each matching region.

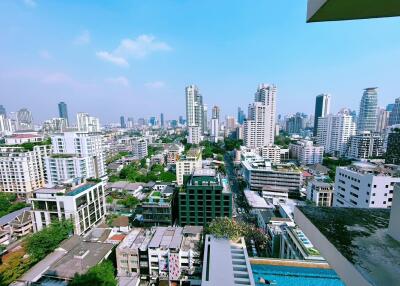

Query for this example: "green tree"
[119,196,139,209]
[69,261,117,286]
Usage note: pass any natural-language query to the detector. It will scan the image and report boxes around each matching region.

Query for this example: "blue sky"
[1,0,400,124]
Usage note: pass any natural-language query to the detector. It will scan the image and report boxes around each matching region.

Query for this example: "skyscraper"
[202,105,208,134]
[120,116,126,128]
[160,113,165,128]
[17,108,34,130]
[237,107,245,124]
[357,88,378,132]
[313,94,331,136]
[0,105,6,116]
[388,97,400,126]
[185,84,204,132]
[244,84,276,148]
[211,106,220,142]
[376,108,389,133]
[58,102,69,126]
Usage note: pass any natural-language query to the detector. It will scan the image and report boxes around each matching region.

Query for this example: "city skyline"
[1,1,400,122]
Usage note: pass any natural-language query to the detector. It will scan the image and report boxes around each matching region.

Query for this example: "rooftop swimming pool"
[66,183,94,196]
[251,264,345,286]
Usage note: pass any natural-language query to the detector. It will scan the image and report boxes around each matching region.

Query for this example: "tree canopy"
[0,193,28,218]
[69,261,117,286]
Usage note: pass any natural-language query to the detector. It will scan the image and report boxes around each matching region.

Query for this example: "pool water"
[251,264,345,286]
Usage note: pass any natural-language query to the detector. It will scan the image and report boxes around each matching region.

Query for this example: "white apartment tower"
[77,113,101,132]
[244,84,276,148]
[46,132,105,186]
[185,85,205,136]
[317,113,356,157]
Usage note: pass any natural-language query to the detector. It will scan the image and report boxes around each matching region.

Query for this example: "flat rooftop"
[296,206,400,286]
[148,226,183,249]
[118,228,153,251]
[244,190,273,209]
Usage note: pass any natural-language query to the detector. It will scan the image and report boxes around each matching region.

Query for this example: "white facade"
[77,113,100,132]
[334,162,400,208]
[317,113,356,156]
[244,84,276,148]
[132,138,148,159]
[357,87,378,132]
[376,108,389,133]
[0,114,13,134]
[176,148,202,185]
[345,131,383,159]
[306,180,334,207]
[0,145,50,198]
[260,145,282,164]
[48,132,105,184]
[210,118,219,143]
[30,180,106,235]
[289,140,324,165]
[185,85,204,135]
[188,125,201,144]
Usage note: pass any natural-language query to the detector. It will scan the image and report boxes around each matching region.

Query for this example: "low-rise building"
[289,139,324,165]
[116,226,203,285]
[242,156,302,195]
[176,148,202,185]
[0,207,32,245]
[244,189,274,212]
[307,180,334,207]
[166,143,184,164]
[201,235,255,286]
[30,179,106,235]
[179,169,232,226]
[334,161,400,208]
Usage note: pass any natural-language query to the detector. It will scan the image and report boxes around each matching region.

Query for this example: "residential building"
[19,236,113,284]
[166,143,184,164]
[176,148,202,185]
[0,114,13,134]
[58,102,69,126]
[317,112,356,156]
[179,169,232,226]
[0,207,32,245]
[225,116,236,132]
[116,226,203,285]
[244,84,276,148]
[5,133,43,145]
[289,140,324,165]
[386,127,400,164]
[188,125,201,144]
[0,144,51,198]
[47,132,105,185]
[286,113,306,134]
[201,235,255,286]
[186,85,205,134]
[313,94,331,136]
[260,144,282,164]
[357,87,378,132]
[334,161,400,208]
[30,179,107,235]
[139,185,176,225]
[241,156,302,195]
[345,131,383,159]
[42,117,68,133]
[132,138,148,160]
[306,180,334,207]
[376,107,389,133]
[17,108,34,131]
[77,112,100,132]
[388,97,400,126]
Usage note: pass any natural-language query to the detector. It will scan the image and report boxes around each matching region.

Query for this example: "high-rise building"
[188,125,201,144]
[178,169,232,226]
[317,113,356,156]
[120,116,126,128]
[203,105,208,134]
[0,144,51,198]
[178,115,185,125]
[0,114,12,134]
[127,117,134,128]
[46,132,106,186]
[185,85,205,134]
[386,127,400,164]
[237,107,246,124]
[149,116,157,126]
[313,94,331,136]
[388,97,400,126]
[225,116,236,131]
[357,87,378,132]
[160,113,165,128]
[244,84,276,148]
[58,102,69,126]
[0,105,6,116]
[77,113,100,132]
[211,106,220,142]
[132,138,148,160]
[17,108,34,130]
[376,108,389,133]
[286,113,306,135]
[345,131,384,159]
[289,140,324,165]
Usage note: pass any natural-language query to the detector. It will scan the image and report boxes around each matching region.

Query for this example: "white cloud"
[105,76,130,87]
[74,30,91,45]
[38,50,52,60]
[23,0,36,7]
[145,81,165,89]
[96,34,171,67]
[96,51,129,67]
